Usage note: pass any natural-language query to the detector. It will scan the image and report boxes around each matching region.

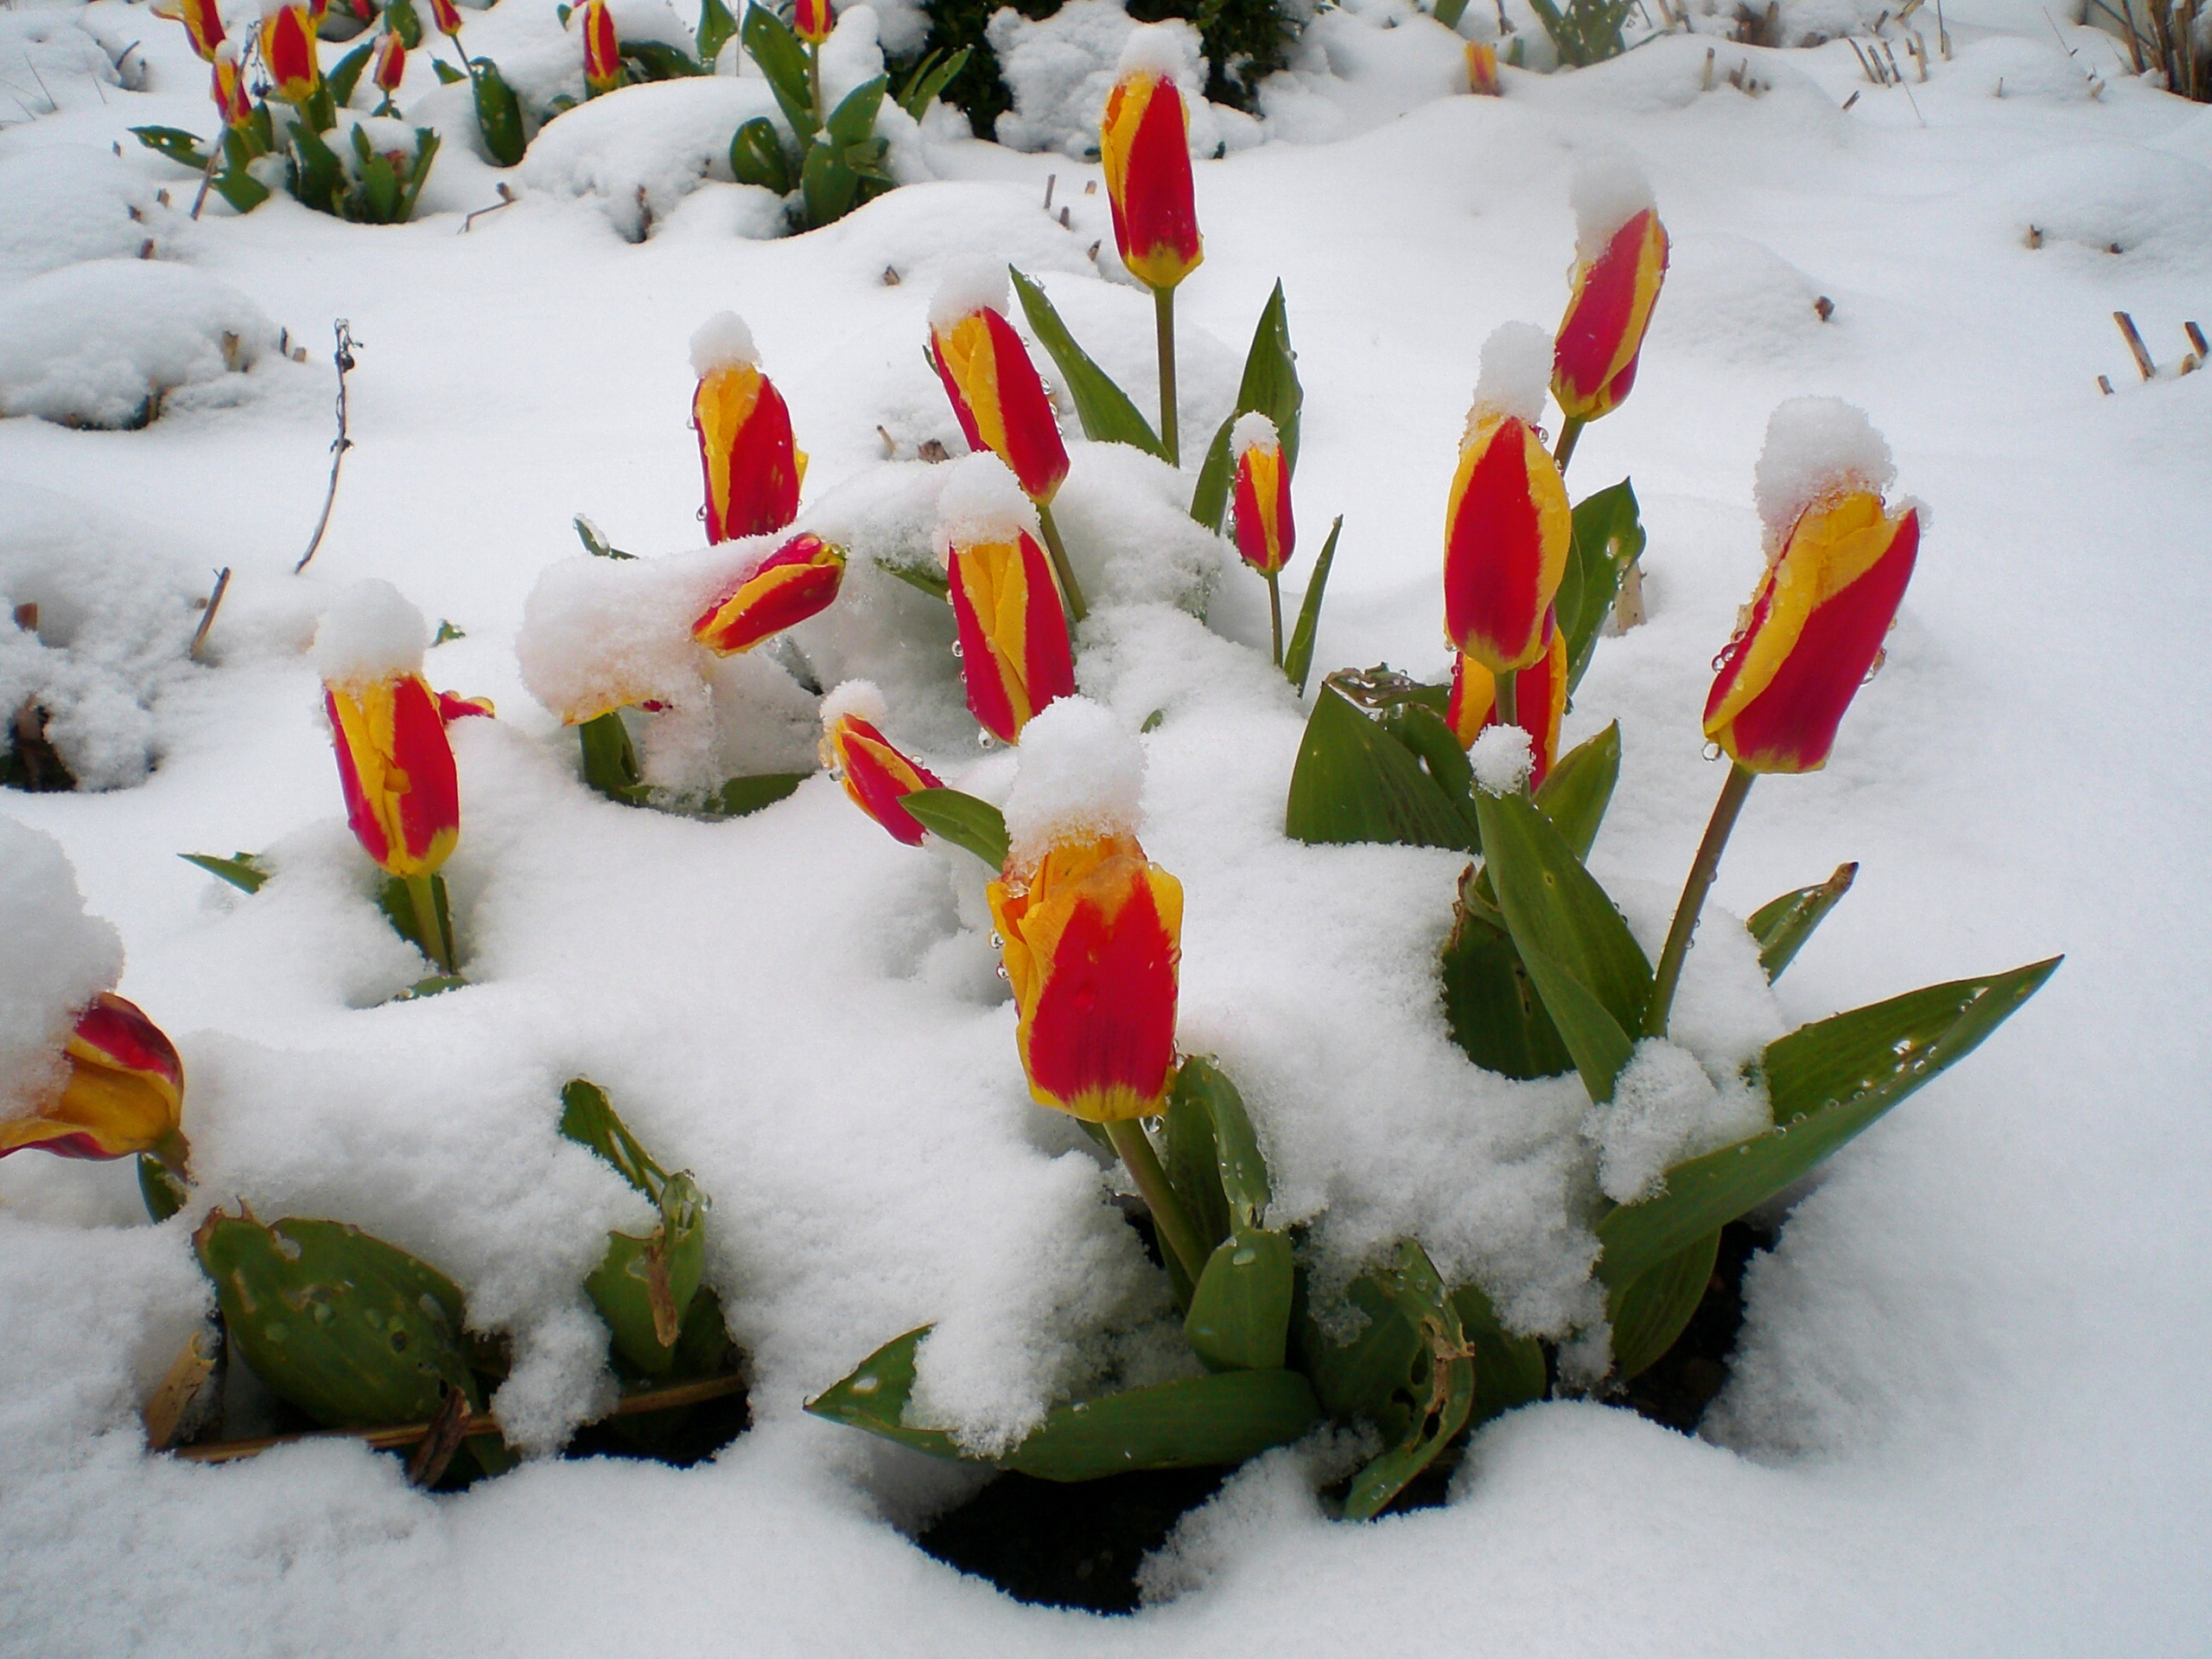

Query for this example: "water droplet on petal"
[1701,741,1724,762]
[950,640,963,658]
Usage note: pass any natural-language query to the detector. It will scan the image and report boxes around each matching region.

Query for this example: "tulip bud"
[373,29,406,93]
[928,264,1069,505]
[793,0,834,43]
[212,42,253,127]
[1100,32,1202,294]
[692,531,846,655]
[436,690,496,721]
[1444,324,1571,676]
[1230,411,1293,576]
[1,994,188,1166]
[690,312,804,543]
[819,682,943,846]
[259,0,322,103]
[1552,160,1669,426]
[582,0,620,94]
[313,582,461,880]
[1465,41,1499,94]
[938,457,1076,743]
[156,0,229,62]
[429,0,463,35]
[1448,611,1567,785]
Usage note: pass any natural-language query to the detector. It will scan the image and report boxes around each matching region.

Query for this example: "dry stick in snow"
[296,321,358,574]
[188,568,231,662]
[2113,311,2157,379]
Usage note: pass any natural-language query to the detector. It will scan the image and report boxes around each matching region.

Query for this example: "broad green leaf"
[874,556,949,600]
[1449,1283,1548,1427]
[1747,861,1857,982]
[799,137,859,229]
[707,772,808,818]
[469,58,525,166]
[1283,687,1476,851]
[1556,480,1644,692]
[131,125,211,170]
[289,124,347,216]
[823,74,886,143]
[729,115,791,194]
[1597,957,2062,1288]
[1517,938,1637,1106]
[1439,869,1574,1080]
[181,851,269,893]
[577,710,646,804]
[559,1077,667,1198]
[1532,721,1620,862]
[1188,416,1234,532]
[1162,1062,1231,1255]
[895,44,967,118]
[1187,282,1302,531]
[1378,702,1483,844]
[901,787,1009,868]
[696,0,739,62]
[387,0,423,47]
[741,3,817,140]
[620,38,707,79]
[586,1171,709,1376]
[1007,268,1164,458]
[1281,514,1342,696]
[212,149,271,213]
[377,872,454,967]
[328,40,376,107]
[1433,0,1471,23]
[432,56,466,83]
[1184,1227,1294,1372]
[1605,1230,1717,1382]
[804,1327,968,1460]
[1174,1056,1270,1228]
[398,128,440,221]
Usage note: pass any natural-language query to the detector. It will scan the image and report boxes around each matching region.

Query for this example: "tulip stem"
[1035,501,1088,625]
[1645,761,1756,1039]
[404,874,455,976]
[1153,285,1179,467]
[1265,570,1283,667]
[1104,1117,1209,1287]
[1491,668,1518,736]
[806,41,824,131]
[1554,416,1586,474]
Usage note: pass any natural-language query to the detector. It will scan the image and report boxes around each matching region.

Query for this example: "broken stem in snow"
[295,321,357,574]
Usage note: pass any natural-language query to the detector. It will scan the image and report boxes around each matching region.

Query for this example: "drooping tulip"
[373,29,406,96]
[1230,412,1293,577]
[582,0,620,95]
[1448,613,1567,785]
[820,683,943,846]
[259,1,321,103]
[1465,41,1499,95]
[1443,323,1572,676]
[793,0,834,42]
[938,458,1076,743]
[690,312,804,543]
[0,995,187,1166]
[212,42,253,127]
[928,268,1069,505]
[1552,161,1669,428]
[156,0,228,62]
[692,531,847,655]
[1100,48,1202,293]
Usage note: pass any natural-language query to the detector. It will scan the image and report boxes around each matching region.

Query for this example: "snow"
[1751,396,1896,537]
[1230,409,1279,459]
[1116,20,1194,83]
[1470,320,1553,426]
[308,579,428,686]
[1582,1036,1769,1205]
[1000,694,1147,866]
[1569,153,1656,263]
[0,821,123,1119]
[931,451,1039,553]
[988,0,1257,161]
[0,147,172,283]
[689,310,758,376]
[927,255,1010,329]
[1468,722,1533,792]
[818,677,888,731]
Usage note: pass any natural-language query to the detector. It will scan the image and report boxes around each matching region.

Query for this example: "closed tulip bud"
[429,0,463,35]
[1465,40,1499,94]
[259,1,321,103]
[938,456,1076,743]
[819,682,943,846]
[582,0,620,93]
[0,994,188,1166]
[928,264,1069,505]
[1444,323,1572,675]
[212,43,253,127]
[690,312,805,543]
[313,582,461,880]
[1100,32,1202,293]
[794,0,834,42]
[1230,411,1293,576]
[1706,400,1918,775]
[1448,610,1567,784]
[693,531,847,655]
[155,0,228,61]
[1552,159,1669,426]
[373,29,406,93]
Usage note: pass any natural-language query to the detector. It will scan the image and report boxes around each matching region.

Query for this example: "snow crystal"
[689,310,757,377]
[0,821,124,1120]
[309,581,429,687]
[932,453,1039,557]
[1230,410,1280,460]
[819,677,888,730]
[1001,696,1147,864]
[927,256,1010,330]
[1571,155,1656,264]
[1470,321,1554,426]
[1752,396,1895,538]
[1117,19,1192,80]
[1582,1038,1769,1205]
[1469,722,1533,793]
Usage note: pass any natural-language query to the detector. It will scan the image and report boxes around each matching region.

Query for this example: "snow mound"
[689,310,757,376]
[0,148,174,285]
[1753,397,1894,537]
[1471,321,1553,426]
[1581,1038,1769,1205]
[933,453,1038,555]
[1002,695,1147,865]
[1977,140,2212,270]
[988,0,1259,160]
[311,581,429,687]
[0,821,124,1120]
[520,77,791,241]
[0,260,272,429]
[1649,232,1833,366]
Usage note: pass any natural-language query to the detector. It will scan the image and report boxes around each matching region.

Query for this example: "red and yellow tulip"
[823,709,942,846]
[156,0,227,62]
[1705,491,1918,774]
[429,0,464,35]
[1101,70,1202,292]
[212,45,253,127]
[324,671,461,879]
[1,994,187,1167]
[946,526,1076,742]
[373,29,406,95]
[260,3,321,103]
[1465,41,1499,95]
[794,0,834,42]
[582,0,620,94]
[987,834,1183,1122]
[1553,207,1669,425]
[1443,408,1571,675]
[1448,611,1567,785]
[436,690,496,721]
[930,306,1069,505]
[695,358,804,543]
[1231,420,1293,576]
[693,531,846,655]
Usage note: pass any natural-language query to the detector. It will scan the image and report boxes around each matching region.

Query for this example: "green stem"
[1153,284,1179,467]
[404,873,454,976]
[1265,570,1283,667]
[1104,1118,1208,1286]
[806,40,823,132]
[1644,762,1756,1039]
[1554,415,1586,475]
[1491,665,1518,735]
[1034,499,1087,626]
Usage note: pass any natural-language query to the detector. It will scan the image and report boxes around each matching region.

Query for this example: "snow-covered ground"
[3,0,2209,1649]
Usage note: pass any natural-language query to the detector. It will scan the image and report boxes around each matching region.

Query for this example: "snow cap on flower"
[928,257,1011,331]
[311,579,427,686]
[1230,410,1280,460]
[1571,156,1656,264]
[1752,397,1896,540]
[1471,322,1554,428]
[1002,696,1146,868]
[819,677,889,733]
[690,311,758,378]
[933,453,1040,562]
[1117,21,1193,81]
[0,822,124,1119]
[1469,722,1534,795]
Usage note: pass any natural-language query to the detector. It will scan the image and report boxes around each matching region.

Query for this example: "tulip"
[694,351,804,544]
[692,531,846,655]
[946,524,1076,744]
[1447,610,1567,785]
[372,29,405,101]
[429,0,463,35]
[260,2,321,103]
[156,0,227,62]
[1230,412,1294,663]
[1466,41,1499,94]
[1101,41,1201,462]
[1551,205,1669,463]
[793,0,833,42]
[326,670,461,971]
[436,690,496,721]
[0,994,188,1170]
[582,0,620,95]
[1443,407,1572,681]
[822,699,943,846]
[212,43,253,127]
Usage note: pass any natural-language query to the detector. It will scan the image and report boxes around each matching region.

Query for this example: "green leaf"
[131,125,212,170]
[1556,480,1644,693]
[1377,702,1483,843]
[707,772,808,818]
[696,0,739,62]
[387,0,424,48]
[728,115,792,194]
[212,156,272,214]
[799,138,858,230]
[620,38,707,79]
[1283,686,1476,852]
[1439,868,1574,1081]
[1162,1066,1232,1257]
[1187,283,1303,531]
[805,1328,968,1459]
[1470,785,1650,1101]
[573,514,634,560]
[328,39,376,107]
[895,44,967,119]
[181,851,270,893]
[1748,862,1857,982]
[577,710,646,804]
[289,123,348,216]
[1188,416,1234,532]
[1433,0,1471,23]
[1007,267,1164,458]
[741,3,817,140]
[873,555,949,600]
[1174,1056,1270,1229]
[1597,957,2063,1289]
[432,56,466,83]
[1531,721,1620,862]
[397,126,440,221]
[1281,515,1341,696]
[1184,1228,1294,1372]
[1448,1282,1548,1427]
[900,787,1009,868]
[559,1077,668,1198]
[377,872,455,967]
[139,1155,189,1224]
[823,74,886,143]
[431,620,466,645]
[469,57,525,166]
[390,974,467,1001]
[587,1171,709,1376]
[1605,1230,1717,1382]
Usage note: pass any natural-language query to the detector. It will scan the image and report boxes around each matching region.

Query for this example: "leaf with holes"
[1449,1282,1548,1427]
